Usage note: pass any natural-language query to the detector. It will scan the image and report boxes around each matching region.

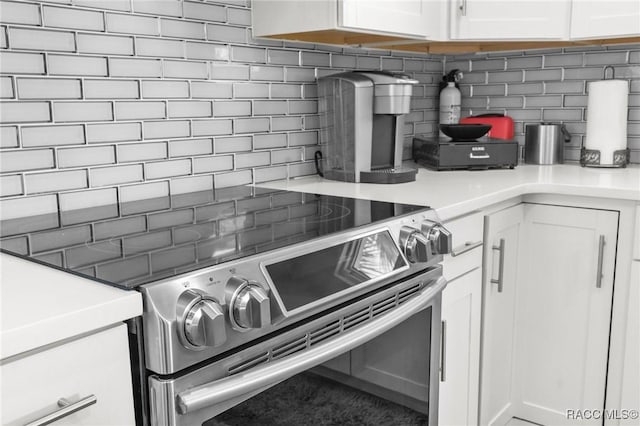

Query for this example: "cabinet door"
[439,268,482,426]
[351,309,431,402]
[480,204,524,426]
[619,260,639,426]
[450,0,571,40]
[571,0,640,39]
[340,0,430,38]
[1,324,135,426]
[513,204,618,425]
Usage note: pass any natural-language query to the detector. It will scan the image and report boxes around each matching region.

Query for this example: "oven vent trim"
[309,320,341,345]
[343,306,371,331]
[271,336,307,360]
[398,283,422,304]
[227,352,269,375]
[226,282,426,376]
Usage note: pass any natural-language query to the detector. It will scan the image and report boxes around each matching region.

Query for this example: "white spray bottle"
[439,69,463,137]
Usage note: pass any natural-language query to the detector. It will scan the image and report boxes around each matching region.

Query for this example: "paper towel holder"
[580,65,630,168]
[580,146,630,168]
[603,65,615,80]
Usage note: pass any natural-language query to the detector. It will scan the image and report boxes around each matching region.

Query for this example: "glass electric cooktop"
[0,186,425,289]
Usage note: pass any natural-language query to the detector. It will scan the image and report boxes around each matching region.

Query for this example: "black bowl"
[440,124,491,141]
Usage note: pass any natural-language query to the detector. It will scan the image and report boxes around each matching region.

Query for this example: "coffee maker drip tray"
[323,166,418,184]
[412,136,518,171]
[360,166,418,184]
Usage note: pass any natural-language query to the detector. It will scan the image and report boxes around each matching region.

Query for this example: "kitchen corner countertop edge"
[0,253,142,360]
[258,164,640,220]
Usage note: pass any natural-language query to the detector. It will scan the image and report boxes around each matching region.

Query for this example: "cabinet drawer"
[1,324,135,426]
[442,211,483,281]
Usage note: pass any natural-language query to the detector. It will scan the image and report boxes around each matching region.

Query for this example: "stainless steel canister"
[524,123,571,165]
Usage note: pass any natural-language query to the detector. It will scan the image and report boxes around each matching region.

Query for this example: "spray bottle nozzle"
[443,69,463,83]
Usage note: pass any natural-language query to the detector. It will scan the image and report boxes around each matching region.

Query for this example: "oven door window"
[204,308,433,426]
[264,230,407,313]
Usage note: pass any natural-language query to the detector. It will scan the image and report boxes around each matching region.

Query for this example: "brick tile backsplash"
[1,1,41,26]
[53,101,113,122]
[0,51,46,74]
[42,5,105,31]
[105,12,159,36]
[86,122,142,143]
[8,27,76,52]
[0,174,22,197]
[17,77,81,99]
[77,33,135,56]
[1,0,637,222]
[85,79,140,99]
[90,164,144,187]
[25,169,88,194]
[183,1,226,22]
[446,43,640,160]
[48,54,108,76]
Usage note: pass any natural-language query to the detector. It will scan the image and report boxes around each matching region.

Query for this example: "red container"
[460,114,514,140]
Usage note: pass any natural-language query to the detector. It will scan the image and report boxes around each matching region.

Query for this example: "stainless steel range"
[0,186,450,426]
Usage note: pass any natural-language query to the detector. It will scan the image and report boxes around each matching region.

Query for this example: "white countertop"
[1,164,636,360]
[0,253,142,360]
[260,164,640,220]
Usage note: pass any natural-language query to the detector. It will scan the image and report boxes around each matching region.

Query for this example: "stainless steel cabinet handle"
[459,0,468,16]
[469,152,490,159]
[25,395,97,426]
[490,238,505,293]
[451,241,483,257]
[596,235,605,288]
[440,320,447,382]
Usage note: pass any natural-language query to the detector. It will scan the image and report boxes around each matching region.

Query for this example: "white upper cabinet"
[252,0,435,41]
[571,0,640,39]
[340,0,432,38]
[449,0,572,40]
[252,0,639,51]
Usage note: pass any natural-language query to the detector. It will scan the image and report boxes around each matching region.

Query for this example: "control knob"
[227,277,271,330]
[399,226,430,263]
[179,290,226,349]
[400,221,452,263]
[422,221,452,255]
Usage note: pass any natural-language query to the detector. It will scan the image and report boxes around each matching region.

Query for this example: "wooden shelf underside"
[264,29,640,54]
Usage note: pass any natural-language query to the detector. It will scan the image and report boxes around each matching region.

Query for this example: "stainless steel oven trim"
[148,272,446,426]
[259,226,410,318]
[141,208,440,375]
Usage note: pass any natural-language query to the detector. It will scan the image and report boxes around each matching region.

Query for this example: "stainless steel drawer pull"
[440,320,447,382]
[491,238,505,293]
[451,241,483,257]
[25,395,97,426]
[469,152,490,159]
[596,235,605,288]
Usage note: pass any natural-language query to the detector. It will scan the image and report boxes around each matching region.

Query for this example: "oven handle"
[176,276,447,415]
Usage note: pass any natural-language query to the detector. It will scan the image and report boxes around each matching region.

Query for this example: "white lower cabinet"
[1,324,136,426]
[439,267,482,426]
[318,308,433,414]
[619,260,639,426]
[619,206,639,425]
[480,204,525,425]
[514,204,618,425]
[351,309,431,403]
[480,202,620,426]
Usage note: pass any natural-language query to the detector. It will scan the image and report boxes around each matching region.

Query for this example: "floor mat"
[208,373,428,426]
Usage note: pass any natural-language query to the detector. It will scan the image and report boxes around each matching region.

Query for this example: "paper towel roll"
[585,80,629,165]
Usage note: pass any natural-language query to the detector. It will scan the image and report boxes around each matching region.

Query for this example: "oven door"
[148,271,445,426]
